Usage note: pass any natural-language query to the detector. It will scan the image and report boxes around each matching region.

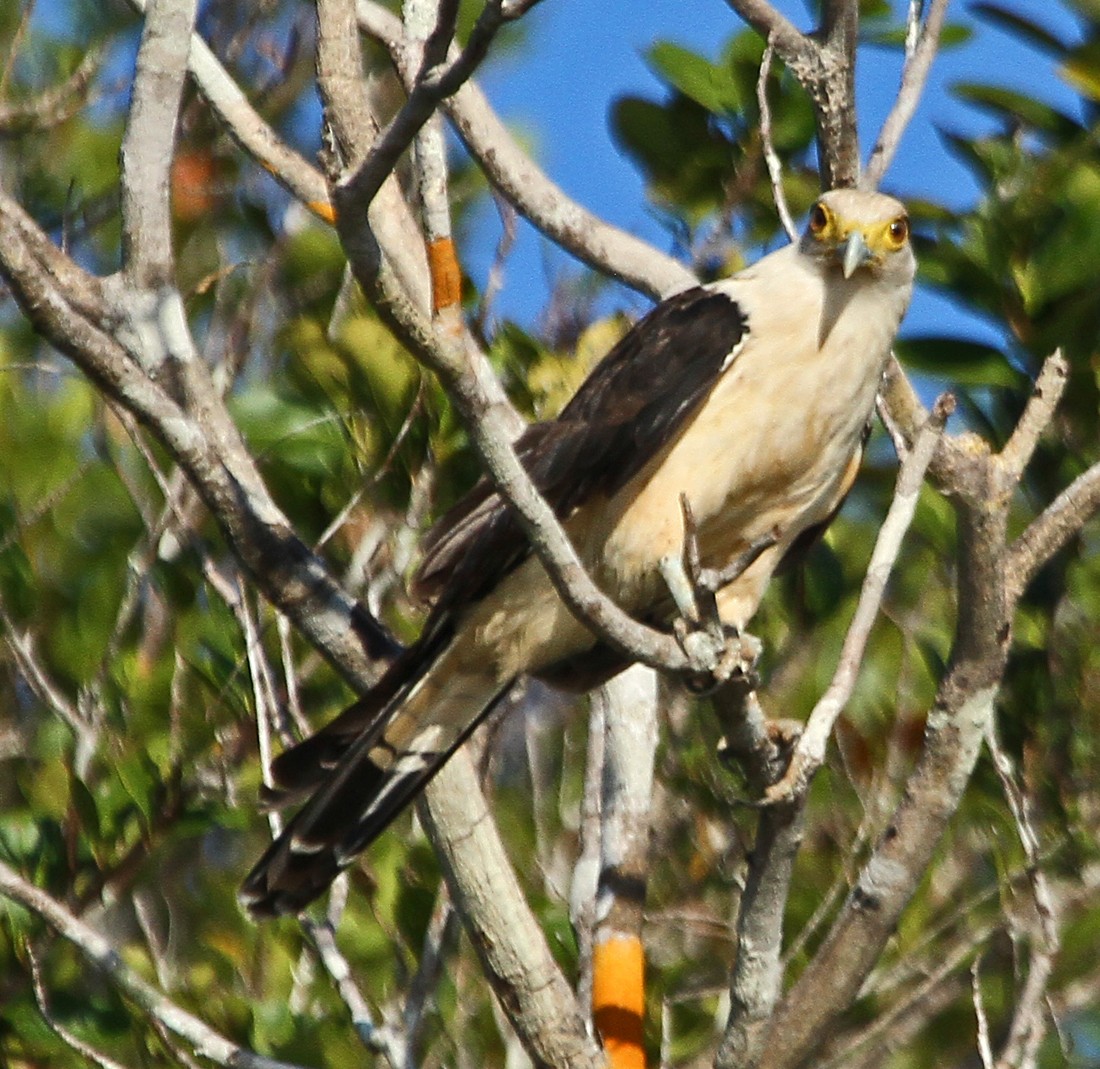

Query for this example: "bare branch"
[766,392,954,804]
[715,789,805,1069]
[724,0,814,77]
[757,38,798,241]
[419,751,607,1069]
[1003,360,1100,594]
[356,0,695,301]
[711,670,804,1069]
[27,946,129,1069]
[0,862,311,1069]
[591,665,660,1065]
[0,46,104,135]
[864,0,950,188]
[1007,459,1100,601]
[998,349,1068,478]
[119,0,198,287]
[985,726,1061,1069]
[817,0,861,187]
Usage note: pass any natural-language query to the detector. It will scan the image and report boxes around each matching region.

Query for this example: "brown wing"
[414,285,749,610]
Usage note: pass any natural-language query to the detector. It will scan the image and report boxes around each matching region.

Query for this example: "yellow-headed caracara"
[241,188,916,917]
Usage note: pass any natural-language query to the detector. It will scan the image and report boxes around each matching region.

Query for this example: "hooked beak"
[842,230,873,279]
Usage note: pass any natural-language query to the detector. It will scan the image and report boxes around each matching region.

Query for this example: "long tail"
[240,627,511,917]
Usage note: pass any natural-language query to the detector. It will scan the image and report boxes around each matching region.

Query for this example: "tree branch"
[419,751,607,1069]
[761,442,1013,1069]
[0,191,398,684]
[0,862,310,1069]
[119,0,197,289]
[711,676,804,1069]
[999,349,1068,479]
[1007,460,1100,602]
[591,665,660,1069]
[765,392,954,804]
[356,0,694,301]
[724,0,815,78]
[864,0,951,188]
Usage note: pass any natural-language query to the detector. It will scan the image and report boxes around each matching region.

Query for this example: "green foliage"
[611,30,819,266]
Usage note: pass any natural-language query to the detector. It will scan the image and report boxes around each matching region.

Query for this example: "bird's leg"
[701,527,780,595]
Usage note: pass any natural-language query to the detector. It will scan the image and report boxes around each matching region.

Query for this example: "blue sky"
[462,0,1087,346]
[25,0,1089,351]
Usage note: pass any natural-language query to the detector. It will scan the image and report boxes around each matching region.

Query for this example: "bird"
[241,188,915,917]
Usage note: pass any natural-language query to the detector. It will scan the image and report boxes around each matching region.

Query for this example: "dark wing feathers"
[414,286,748,605]
[241,615,490,916]
[259,618,455,808]
[242,674,515,917]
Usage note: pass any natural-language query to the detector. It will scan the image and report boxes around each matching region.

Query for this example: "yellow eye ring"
[809,202,829,235]
[887,215,910,246]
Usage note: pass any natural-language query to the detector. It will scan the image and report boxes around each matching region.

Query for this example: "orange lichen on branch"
[592,934,646,1069]
[428,236,463,312]
[307,198,336,225]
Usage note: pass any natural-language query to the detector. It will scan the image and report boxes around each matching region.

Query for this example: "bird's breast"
[591,274,897,616]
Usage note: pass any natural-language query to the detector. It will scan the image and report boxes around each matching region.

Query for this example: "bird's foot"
[677,623,762,695]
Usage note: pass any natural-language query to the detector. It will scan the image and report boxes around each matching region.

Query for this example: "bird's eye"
[887,215,909,246]
[809,203,829,235]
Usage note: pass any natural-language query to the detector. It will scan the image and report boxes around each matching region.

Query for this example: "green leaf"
[645,40,742,116]
[1062,39,1100,101]
[114,751,160,827]
[895,336,1026,388]
[953,83,1082,139]
[69,772,100,839]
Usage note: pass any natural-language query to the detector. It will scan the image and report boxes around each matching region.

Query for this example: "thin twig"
[27,945,129,1069]
[973,955,996,1069]
[756,38,798,241]
[0,862,310,1069]
[864,0,950,188]
[985,725,1061,1069]
[356,0,694,300]
[766,392,954,804]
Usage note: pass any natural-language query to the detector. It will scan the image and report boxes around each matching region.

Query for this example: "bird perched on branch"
[241,188,915,917]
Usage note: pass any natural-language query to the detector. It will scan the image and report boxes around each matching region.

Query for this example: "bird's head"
[800,189,915,285]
